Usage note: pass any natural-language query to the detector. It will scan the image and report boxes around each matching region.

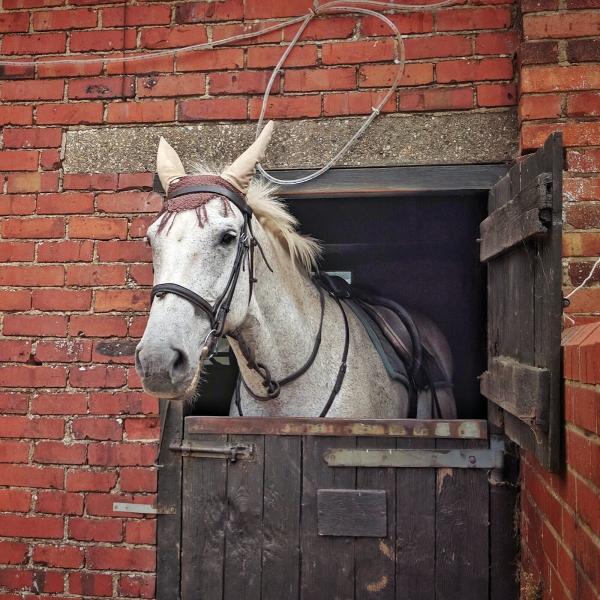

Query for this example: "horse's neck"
[227,227,322,388]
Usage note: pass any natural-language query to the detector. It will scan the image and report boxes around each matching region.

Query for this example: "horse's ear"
[157,137,186,194]
[221,120,274,194]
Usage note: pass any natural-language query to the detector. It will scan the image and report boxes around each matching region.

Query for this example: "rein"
[151,176,350,417]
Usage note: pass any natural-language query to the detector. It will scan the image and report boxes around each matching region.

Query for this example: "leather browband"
[168,183,252,216]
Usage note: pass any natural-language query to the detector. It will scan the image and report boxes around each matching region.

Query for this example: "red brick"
[38,240,93,263]
[566,203,600,229]
[524,12,600,40]
[89,391,157,415]
[69,516,123,542]
[1,33,66,55]
[34,441,87,465]
[104,4,172,26]
[120,467,157,492]
[64,173,118,191]
[0,392,28,414]
[248,94,321,119]
[176,48,243,72]
[567,38,600,63]
[34,7,96,30]
[7,172,59,193]
[125,519,156,544]
[68,216,128,239]
[70,29,136,52]
[107,53,175,76]
[88,442,157,466]
[130,216,155,238]
[0,514,63,538]
[285,67,356,92]
[0,415,64,438]
[39,148,61,170]
[245,0,310,18]
[35,339,91,363]
[576,476,600,533]
[129,366,143,389]
[247,44,317,68]
[179,97,248,121]
[97,191,162,213]
[70,315,128,338]
[0,541,28,565]
[475,31,518,55]
[0,105,32,126]
[0,440,29,463]
[36,192,93,215]
[87,546,156,572]
[68,76,135,100]
[522,65,600,93]
[0,290,31,311]
[0,241,34,262]
[522,122,600,149]
[33,544,84,569]
[213,21,281,45]
[129,263,154,286]
[3,127,62,148]
[322,39,395,64]
[69,572,113,597]
[38,56,103,78]
[118,574,156,599]
[3,314,67,336]
[359,63,434,88]
[0,150,38,171]
[32,392,87,415]
[0,80,64,102]
[568,91,600,118]
[0,567,32,590]
[69,365,127,388]
[437,58,512,83]
[140,24,207,49]
[436,7,511,31]
[66,469,118,492]
[66,264,127,286]
[0,489,32,511]
[0,12,29,32]
[176,0,242,23]
[520,40,559,66]
[0,464,63,488]
[137,73,205,97]
[567,148,600,173]
[520,94,562,119]
[477,82,517,107]
[564,177,600,203]
[36,490,84,515]
[0,264,63,286]
[521,0,559,12]
[125,417,159,441]
[107,100,176,123]
[362,13,432,37]
[117,172,154,190]
[210,70,277,94]
[404,35,471,60]
[129,316,149,337]
[0,340,31,362]
[94,289,150,312]
[399,86,473,111]
[0,194,35,216]
[73,417,122,441]
[36,103,103,125]
[97,240,152,261]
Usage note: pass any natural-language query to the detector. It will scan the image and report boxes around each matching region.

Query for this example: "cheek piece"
[150,176,271,362]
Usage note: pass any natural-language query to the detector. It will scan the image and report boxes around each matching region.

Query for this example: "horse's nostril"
[169,347,189,382]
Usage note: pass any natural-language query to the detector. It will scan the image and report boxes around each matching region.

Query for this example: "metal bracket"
[169,441,254,462]
[324,448,504,469]
[112,502,176,515]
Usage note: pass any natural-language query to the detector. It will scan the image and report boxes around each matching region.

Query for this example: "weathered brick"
[73,417,122,441]
[36,490,84,515]
[0,241,34,262]
[104,4,172,26]
[284,67,356,92]
[398,86,473,111]
[66,469,118,492]
[68,76,135,100]
[1,33,66,55]
[34,442,87,465]
[520,94,563,120]
[96,240,152,261]
[107,100,176,123]
[66,264,127,286]
[522,65,600,93]
[87,546,156,572]
[33,8,97,30]
[37,240,94,263]
[125,519,156,544]
[176,0,242,23]
[0,340,31,362]
[0,541,28,565]
[176,48,243,72]
[0,290,31,311]
[70,315,128,338]
[137,73,205,97]
[120,466,157,492]
[3,314,67,336]
[0,80,64,102]
[0,150,38,171]
[118,574,156,599]
[33,544,84,569]
[68,216,128,239]
[477,82,517,107]
[179,97,248,121]
[87,442,157,466]
[0,415,65,438]
[0,194,36,216]
[437,58,513,84]
[36,103,103,125]
[524,12,600,39]
[140,24,207,49]
[88,391,157,415]
[0,514,63,538]
[210,70,277,94]
[322,39,395,64]
[0,464,63,488]
[567,38,600,63]
[70,29,136,52]
[69,516,123,542]
[97,191,162,213]
[0,440,30,463]
[32,392,87,415]
[69,572,113,597]
[359,63,434,88]
[69,365,127,388]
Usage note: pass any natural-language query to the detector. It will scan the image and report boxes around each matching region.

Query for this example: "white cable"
[566,257,600,299]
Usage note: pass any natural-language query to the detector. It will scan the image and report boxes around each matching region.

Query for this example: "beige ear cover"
[156,137,186,194]
[221,120,275,194]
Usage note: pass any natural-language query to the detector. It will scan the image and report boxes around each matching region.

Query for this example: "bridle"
[150,176,350,418]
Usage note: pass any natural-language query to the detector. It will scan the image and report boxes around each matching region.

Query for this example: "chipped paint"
[437,468,454,495]
[434,422,451,437]
[366,575,389,593]
[379,540,394,560]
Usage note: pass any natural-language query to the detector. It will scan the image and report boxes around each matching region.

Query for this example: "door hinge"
[169,441,254,462]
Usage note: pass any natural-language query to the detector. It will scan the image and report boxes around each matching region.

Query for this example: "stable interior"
[189,190,488,419]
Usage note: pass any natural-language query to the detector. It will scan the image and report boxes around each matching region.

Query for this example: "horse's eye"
[220,232,236,245]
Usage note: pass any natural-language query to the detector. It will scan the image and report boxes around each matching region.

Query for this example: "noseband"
[151,177,258,361]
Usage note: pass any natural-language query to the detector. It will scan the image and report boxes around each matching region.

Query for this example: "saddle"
[316,273,451,418]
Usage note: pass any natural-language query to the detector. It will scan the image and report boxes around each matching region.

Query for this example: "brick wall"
[0,0,598,598]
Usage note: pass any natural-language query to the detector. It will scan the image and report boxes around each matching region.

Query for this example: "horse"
[135,121,457,419]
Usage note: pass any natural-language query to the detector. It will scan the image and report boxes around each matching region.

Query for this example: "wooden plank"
[261,435,301,600]
[480,356,550,430]
[156,400,183,600]
[300,435,355,600]
[186,416,487,439]
[275,165,508,198]
[355,436,396,600]
[318,489,387,537]
[181,433,227,600]
[223,434,265,600]
[395,437,435,600]
[479,172,552,262]
[435,439,489,600]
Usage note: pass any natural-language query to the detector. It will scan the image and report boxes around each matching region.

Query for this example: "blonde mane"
[190,164,321,272]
